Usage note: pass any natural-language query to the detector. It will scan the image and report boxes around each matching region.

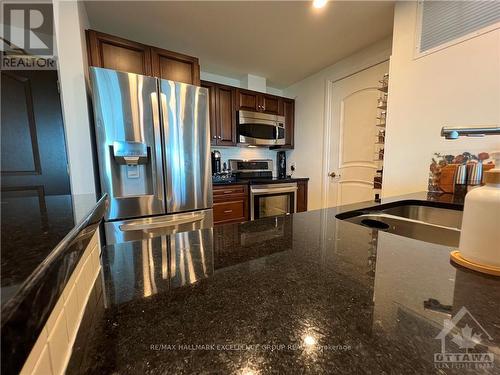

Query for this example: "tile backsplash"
[211,147,280,176]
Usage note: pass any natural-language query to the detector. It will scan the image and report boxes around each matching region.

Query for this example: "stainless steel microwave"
[238,110,286,146]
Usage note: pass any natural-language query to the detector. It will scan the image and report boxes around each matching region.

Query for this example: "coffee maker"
[277,151,287,179]
[211,150,221,175]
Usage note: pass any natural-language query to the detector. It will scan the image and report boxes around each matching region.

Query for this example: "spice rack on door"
[373,73,389,197]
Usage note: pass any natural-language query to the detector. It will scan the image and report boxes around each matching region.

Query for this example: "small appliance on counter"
[439,125,500,276]
[277,151,287,179]
[451,151,500,276]
[211,150,237,183]
[211,150,221,175]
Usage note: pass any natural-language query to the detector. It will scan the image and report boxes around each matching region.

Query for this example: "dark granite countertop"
[213,176,309,186]
[1,193,100,304]
[69,192,500,374]
[1,194,107,375]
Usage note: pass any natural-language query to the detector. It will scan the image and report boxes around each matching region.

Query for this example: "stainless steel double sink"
[336,203,463,247]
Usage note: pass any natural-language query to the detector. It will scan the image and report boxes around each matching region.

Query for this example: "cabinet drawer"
[213,200,246,224]
[213,185,246,197]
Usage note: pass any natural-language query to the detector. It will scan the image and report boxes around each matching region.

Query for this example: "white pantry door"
[325,61,389,207]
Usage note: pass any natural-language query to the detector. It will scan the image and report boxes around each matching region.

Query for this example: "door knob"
[329,172,337,177]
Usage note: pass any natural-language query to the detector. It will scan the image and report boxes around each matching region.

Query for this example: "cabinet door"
[86,30,152,76]
[260,94,283,115]
[216,85,236,146]
[213,184,249,224]
[236,89,259,111]
[213,200,247,224]
[296,180,308,212]
[201,81,217,145]
[283,98,295,148]
[151,47,200,85]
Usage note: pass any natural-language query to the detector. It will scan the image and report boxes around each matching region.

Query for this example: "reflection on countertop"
[69,192,499,374]
[1,193,99,304]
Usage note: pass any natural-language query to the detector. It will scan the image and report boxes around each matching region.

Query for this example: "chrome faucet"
[441,125,500,139]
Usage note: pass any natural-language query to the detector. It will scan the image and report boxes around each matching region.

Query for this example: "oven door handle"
[251,186,298,195]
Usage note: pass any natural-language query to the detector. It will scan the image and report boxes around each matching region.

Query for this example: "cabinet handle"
[218,135,222,139]
[224,210,233,213]
[222,190,233,194]
[213,135,217,139]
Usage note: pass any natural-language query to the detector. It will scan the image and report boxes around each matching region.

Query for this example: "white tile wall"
[20,231,101,375]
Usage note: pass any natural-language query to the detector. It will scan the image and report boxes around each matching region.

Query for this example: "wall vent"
[419,0,500,53]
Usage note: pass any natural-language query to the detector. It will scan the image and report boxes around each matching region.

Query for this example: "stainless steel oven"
[250,183,297,220]
[238,110,285,146]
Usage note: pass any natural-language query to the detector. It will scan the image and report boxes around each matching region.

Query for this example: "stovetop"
[212,176,309,186]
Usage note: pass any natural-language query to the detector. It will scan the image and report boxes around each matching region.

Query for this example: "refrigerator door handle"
[119,212,205,232]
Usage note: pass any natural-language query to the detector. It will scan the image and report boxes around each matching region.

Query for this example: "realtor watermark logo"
[434,306,495,370]
[1,1,57,69]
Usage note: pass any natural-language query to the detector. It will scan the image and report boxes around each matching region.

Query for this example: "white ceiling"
[84,1,394,88]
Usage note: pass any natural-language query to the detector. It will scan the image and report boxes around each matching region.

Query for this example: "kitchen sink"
[336,203,463,247]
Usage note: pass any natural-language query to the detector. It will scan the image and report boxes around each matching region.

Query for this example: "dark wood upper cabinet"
[86,30,200,85]
[201,81,217,145]
[282,98,295,148]
[235,89,283,115]
[202,80,236,146]
[216,85,236,145]
[236,89,259,112]
[86,30,152,76]
[260,94,283,115]
[151,47,200,85]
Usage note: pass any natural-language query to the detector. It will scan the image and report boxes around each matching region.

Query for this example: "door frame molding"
[321,58,390,208]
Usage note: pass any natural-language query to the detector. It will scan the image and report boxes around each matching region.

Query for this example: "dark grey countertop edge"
[1,194,108,375]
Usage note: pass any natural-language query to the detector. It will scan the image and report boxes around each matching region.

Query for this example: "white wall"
[283,38,393,210]
[53,0,96,197]
[383,2,500,198]
[201,71,241,88]
[200,71,285,96]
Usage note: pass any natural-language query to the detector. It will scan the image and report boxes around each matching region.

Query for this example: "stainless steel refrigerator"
[90,67,212,244]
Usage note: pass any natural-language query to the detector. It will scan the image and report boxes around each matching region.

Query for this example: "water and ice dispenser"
[110,141,154,198]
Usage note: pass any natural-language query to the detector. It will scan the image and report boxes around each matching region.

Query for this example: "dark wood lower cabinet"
[213,184,249,225]
[296,180,308,212]
[213,181,307,224]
